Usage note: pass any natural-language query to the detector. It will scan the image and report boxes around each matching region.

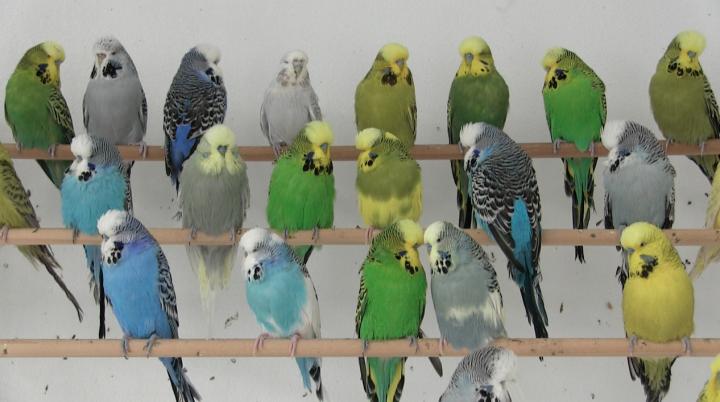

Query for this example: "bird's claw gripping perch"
[143,334,158,358]
[628,335,638,357]
[47,144,57,158]
[0,225,10,243]
[135,141,148,159]
[407,336,419,353]
[289,333,302,357]
[700,142,706,157]
[589,141,596,158]
[438,337,447,356]
[365,227,375,244]
[121,335,131,360]
[681,337,692,356]
[553,139,562,154]
[312,226,320,243]
[188,227,198,243]
[361,340,369,357]
[253,333,270,355]
[71,228,80,244]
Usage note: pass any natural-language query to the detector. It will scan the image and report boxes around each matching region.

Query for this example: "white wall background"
[0,0,719,401]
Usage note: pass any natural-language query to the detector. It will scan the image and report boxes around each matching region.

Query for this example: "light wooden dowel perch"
[2,227,719,246]
[4,139,720,161]
[1,338,717,358]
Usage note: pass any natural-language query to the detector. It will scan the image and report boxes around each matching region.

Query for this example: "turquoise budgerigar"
[180,124,249,325]
[98,210,200,402]
[240,228,325,400]
[164,44,227,192]
[61,134,131,338]
[440,346,517,402]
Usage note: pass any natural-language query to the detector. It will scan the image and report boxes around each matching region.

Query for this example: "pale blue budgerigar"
[425,220,506,354]
[260,50,323,158]
[61,133,131,338]
[83,36,147,155]
[602,120,676,288]
[462,122,548,340]
[440,345,517,402]
[240,228,325,400]
[180,124,249,327]
[163,44,227,192]
[98,210,200,402]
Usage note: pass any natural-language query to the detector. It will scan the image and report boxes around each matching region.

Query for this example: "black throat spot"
[381,71,398,86]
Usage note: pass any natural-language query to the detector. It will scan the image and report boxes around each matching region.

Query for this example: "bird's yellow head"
[19,41,65,86]
[620,222,681,279]
[541,47,576,90]
[355,128,402,173]
[395,219,424,274]
[670,31,706,73]
[195,124,244,175]
[298,121,334,171]
[456,36,494,77]
[372,42,411,83]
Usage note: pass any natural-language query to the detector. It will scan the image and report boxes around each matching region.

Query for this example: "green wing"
[47,87,75,142]
[704,76,720,137]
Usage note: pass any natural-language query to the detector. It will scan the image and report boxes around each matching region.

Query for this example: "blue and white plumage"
[98,210,200,402]
[163,44,227,192]
[440,346,517,402]
[240,228,325,401]
[425,221,506,353]
[61,134,130,338]
[462,122,548,339]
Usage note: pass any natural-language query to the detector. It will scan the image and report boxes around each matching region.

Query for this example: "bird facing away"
[425,220,506,353]
[98,210,200,402]
[5,41,74,189]
[697,355,720,402]
[448,36,509,229]
[163,44,227,192]
[180,124,249,326]
[542,47,606,263]
[240,228,325,400]
[692,163,720,279]
[355,43,417,148]
[602,120,676,287]
[621,222,694,402]
[61,134,131,338]
[440,346,517,402]
[260,50,323,157]
[650,31,719,182]
[462,122,548,340]
[266,121,335,264]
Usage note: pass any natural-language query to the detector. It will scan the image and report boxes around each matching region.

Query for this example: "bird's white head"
[279,49,309,84]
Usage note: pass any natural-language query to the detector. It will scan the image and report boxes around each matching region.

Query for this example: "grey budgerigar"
[440,345,517,402]
[260,50,322,157]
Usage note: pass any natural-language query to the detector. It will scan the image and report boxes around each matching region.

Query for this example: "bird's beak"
[217,145,228,156]
[624,247,635,255]
[464,53,473,65]
[96,52,106,66]
[396,59,405,71]
[688,50,697,59]
[320,143,329,153]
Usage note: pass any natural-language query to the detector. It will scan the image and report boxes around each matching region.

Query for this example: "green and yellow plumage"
[650,30,720,182]
[355,128,422,229]
[698,355,720,402]
[448,36,509,228]
[542,47,606,263]
[355,43,417,149]
[355,220,427,402]
[621,222,694,402]
[267,121,335,263]
[4,41,74,189]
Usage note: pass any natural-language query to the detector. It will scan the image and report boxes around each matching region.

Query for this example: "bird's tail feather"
[628,357,675,402]
[296,357,325,401]
[187,245,236,309]
[367,357,405,402]
[165,357,201,402]
[519,278,548,339]
[563,157,596,263]
[84,245,107,338]
[451,159,475,229]
[689,155,720,184]
[691,245,720,280]
[294,245,315,265]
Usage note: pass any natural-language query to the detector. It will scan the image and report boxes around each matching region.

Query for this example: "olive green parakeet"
[5,41,74,189]
[650,31,719,182]
[447,36,509,229]
[355,219,441,402]
[542,47,606,263]
[267,121,335,264]
[355,43,417,149]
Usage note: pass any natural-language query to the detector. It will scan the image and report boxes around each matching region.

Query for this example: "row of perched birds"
[0,29,718,402]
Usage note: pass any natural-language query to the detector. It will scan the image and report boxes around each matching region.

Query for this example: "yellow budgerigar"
[691,164,720,279]
[698,355,720,402]
[621,222,694,402]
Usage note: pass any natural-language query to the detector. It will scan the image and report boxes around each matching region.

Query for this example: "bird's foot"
[681,337,692,356]
[628,335,638,357]
[360,340,369,357]
[134,141,148,159]
[71,228,80,244]
[253,333,271,355]
[229,228,238,243]
[289,333,302,357]
[407,336,419,353]
[188,227,198,243]
[271,143,283,160]
[0,225,10,243]
[553,139,563,154]
[700,141,706,157]
[365,227,375,244]
[589,141,596,158]
[142,334,158,358]
[457,142,464,154]
[121,335,131,360]
[312,226,320,243]
[47,144,57,158]
[15,142,22,152]
[438,337,447,356]
[283,228,289,241]
[664,138,673,154]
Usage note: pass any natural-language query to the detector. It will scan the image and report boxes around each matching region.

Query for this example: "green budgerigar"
[355,219,441,402]
[448,36,509,228]
[650,31,719,182]
[355,43,417,149]
[5,41,74,189]
[267,121,335,264]
[542,47,606,263]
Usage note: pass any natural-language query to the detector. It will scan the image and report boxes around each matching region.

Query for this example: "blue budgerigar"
[440,346,517,402]
[602,120,676,288]
[240,228,325,401]
[424,220,506,353]
[61,134,130,338]
[462,122,548,339]
[163,44,227,192]
[98,210,200,402]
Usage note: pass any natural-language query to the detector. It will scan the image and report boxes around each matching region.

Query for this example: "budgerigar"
[355,128,422,240]
[542,47,606,263]
[260,50,323,157]
[692,164,720,279]
[650,31,719,182]
[440,346,517,402]
[98,210,200,402]
[164,44,227,192]
[61,134,131,338]
[697,355,720,402]
[0,145,82,320]
[462,122,548,339]
[5,41,74,189]
[602,120,676,287]
[425,220,506,353]
[621,222,694,402]
[240,228,325,400]
[355,43,417,148]
[180,124,249,323]
[356,219,442,402]
[447,36,509,228]
[267,121,334,263]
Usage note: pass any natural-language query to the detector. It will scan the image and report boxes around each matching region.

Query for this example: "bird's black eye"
[111,51,116,55]
[640,242,645,247]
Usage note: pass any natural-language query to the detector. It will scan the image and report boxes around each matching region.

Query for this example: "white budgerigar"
[440,345,517,402]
